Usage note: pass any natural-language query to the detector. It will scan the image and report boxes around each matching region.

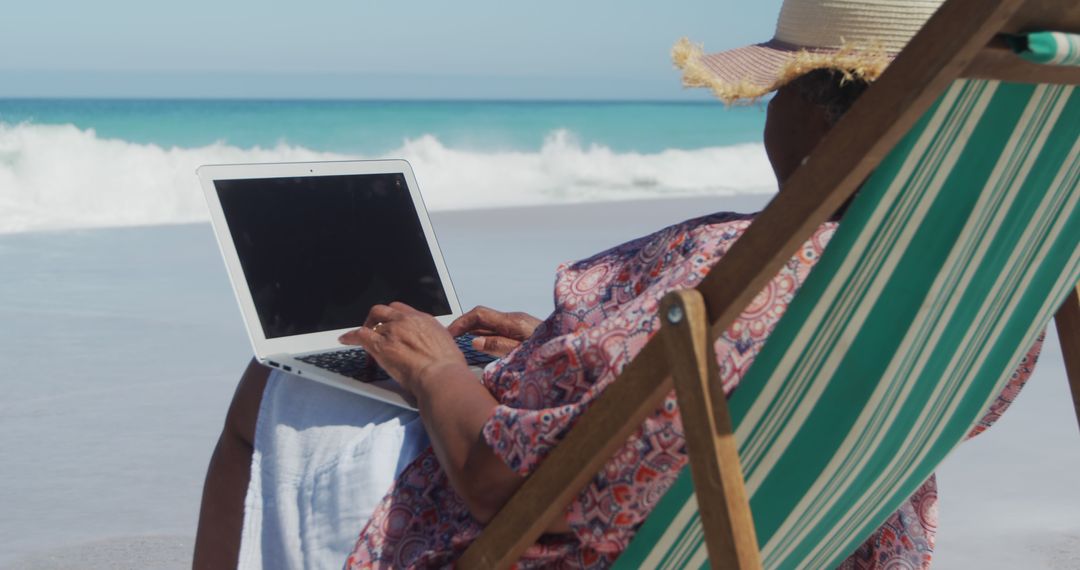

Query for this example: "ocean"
[0,99,775,234]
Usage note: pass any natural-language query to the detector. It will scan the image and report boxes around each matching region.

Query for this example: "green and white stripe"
[614,79,1080,569]
[1018,31,1080,66]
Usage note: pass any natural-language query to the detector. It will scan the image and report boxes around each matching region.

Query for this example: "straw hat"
[674,0,945,103]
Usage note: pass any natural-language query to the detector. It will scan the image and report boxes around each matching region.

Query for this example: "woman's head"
[764,69,870,185]
[673,0,944,214]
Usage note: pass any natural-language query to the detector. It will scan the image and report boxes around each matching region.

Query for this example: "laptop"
[197,159,496,410]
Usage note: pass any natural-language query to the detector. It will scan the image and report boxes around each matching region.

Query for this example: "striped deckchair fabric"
[1014,31,1080,67]
[615,79,1080,569]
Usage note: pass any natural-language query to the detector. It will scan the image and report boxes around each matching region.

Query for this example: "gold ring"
[372,322,385,334]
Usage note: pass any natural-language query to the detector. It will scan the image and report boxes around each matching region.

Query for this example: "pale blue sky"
[0,0,784,98]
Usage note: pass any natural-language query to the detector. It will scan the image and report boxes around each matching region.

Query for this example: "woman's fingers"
[452,305,544,357]
[449,306,533,339]
[505,312,542,338]
[388,301,422,315]
[447,306,490,336]
[362,303,404,329]
[338,325,381,351]
[471,335,520,357]
[362,302,427,330]
[349,302,436,354]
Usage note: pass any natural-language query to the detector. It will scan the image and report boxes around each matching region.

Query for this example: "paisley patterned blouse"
[346,212,1042,569]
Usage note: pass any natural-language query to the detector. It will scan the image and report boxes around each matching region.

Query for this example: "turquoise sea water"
[0,99,775,233]
[0,99,766,153]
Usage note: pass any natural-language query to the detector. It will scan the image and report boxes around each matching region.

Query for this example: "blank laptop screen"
[215,172,452,339]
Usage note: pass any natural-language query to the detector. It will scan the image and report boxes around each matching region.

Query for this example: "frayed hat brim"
[673,38,892,104]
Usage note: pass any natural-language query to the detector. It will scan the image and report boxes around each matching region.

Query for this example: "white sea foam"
[0,122,776,234]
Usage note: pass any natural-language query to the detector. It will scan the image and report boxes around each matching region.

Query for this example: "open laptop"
[197,159,495,410]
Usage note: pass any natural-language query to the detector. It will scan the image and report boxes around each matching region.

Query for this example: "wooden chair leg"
[1053,285,1080,434]
[660,290,762,570]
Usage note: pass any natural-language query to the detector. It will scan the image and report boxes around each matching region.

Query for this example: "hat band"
[774,0,943,53]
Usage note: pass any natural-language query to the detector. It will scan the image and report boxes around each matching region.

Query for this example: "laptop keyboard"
[295,333,497,383]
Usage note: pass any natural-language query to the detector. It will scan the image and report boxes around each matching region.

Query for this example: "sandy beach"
[1,195,1077,569]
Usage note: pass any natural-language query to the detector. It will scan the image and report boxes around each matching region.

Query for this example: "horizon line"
[0,95,743,105]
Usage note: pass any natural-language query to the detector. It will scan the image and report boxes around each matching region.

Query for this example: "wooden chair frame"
[459,1,1080,567]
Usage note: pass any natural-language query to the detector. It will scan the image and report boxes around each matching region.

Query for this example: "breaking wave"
[0,122,775,234]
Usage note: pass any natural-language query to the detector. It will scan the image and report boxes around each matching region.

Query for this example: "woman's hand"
[447,306,542,357]
[339,302,465,394]
[342,302,570,533]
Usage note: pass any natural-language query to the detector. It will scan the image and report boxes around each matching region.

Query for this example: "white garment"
[238,370,429,570]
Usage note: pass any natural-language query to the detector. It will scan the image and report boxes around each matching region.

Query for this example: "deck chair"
[459,0,1080,568]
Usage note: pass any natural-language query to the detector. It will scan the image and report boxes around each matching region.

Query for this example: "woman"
[194,1,1043,567]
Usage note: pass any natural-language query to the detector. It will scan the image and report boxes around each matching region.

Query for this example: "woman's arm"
[411,359,532,524]
[339,303,569,532]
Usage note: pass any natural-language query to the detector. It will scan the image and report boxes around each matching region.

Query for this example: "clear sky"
[0,0,784,99]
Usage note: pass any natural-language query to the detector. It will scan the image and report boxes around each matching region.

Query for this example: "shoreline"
[0,193,776,239]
